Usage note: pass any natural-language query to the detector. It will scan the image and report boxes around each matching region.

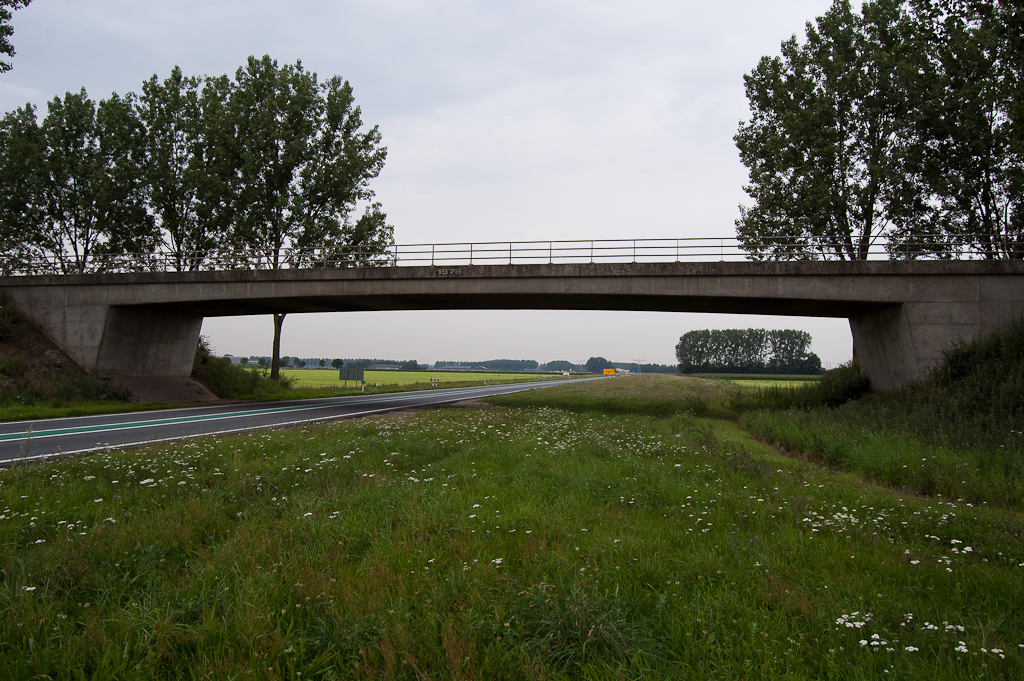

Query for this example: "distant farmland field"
[692,374,821,389]
[280,369,559,387]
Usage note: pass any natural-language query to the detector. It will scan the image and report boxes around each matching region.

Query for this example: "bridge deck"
[2,260,1023,391]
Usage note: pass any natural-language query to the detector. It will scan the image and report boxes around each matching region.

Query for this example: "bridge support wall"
[852,282,1024,390]
[0,287,202,378]
[850,306,919,391]
[95,307,202,377]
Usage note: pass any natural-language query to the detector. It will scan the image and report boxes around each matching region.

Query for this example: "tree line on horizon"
[223,355,680,374]
[737,0,1022,260]
[676,329,823,375]
[231,357,422,371]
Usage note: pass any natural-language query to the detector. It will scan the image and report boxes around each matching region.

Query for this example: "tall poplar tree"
[736,0,1021,260]
[0,90,156,273]
[223,55,392,378]
[735,0,920,260]
[137,67,235,271]
[904,0,1022,258]
[0,103,42,272]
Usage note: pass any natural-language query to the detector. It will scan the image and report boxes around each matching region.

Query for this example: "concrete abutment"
[849,306,919,392]
[95,307,202,377]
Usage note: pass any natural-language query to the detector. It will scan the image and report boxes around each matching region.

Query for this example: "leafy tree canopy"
[0,90,156,274]
[736,0,1022,260]
[0,0,31,74]
[676,329,822,375]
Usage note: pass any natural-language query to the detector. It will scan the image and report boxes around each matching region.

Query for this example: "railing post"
[549,242,553,264]
[431,244,435,266]
[469,242,473,265]
[509,242,513,265]
[590,241,594,263]
[633,240,636,263]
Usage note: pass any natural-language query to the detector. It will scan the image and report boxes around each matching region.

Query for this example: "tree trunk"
[271,313,286,380]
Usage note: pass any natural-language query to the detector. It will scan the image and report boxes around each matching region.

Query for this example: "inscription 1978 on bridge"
[436,268,463,276]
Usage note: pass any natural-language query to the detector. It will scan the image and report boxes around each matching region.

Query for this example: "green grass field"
[281,368,559,388]
[691,374,821,389]
[1,374,1022,678]
[725,378,819,389]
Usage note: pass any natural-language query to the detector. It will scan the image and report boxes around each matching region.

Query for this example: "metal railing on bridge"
[3,235,1022,275]
[394,237,749,266]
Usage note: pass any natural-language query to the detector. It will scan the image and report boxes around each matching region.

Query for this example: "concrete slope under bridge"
[2,260,1024,391]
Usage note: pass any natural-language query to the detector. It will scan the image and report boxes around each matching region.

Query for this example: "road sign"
[603,368,615,375]
[339,367,365,382]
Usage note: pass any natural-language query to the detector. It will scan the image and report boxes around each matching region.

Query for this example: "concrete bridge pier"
[94,307,202,377]
[852,282,1024,391]
[849,306,920,392]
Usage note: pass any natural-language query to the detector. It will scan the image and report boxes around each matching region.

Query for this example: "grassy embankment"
[0,297,146,421]
[2,362,1022,677]
[739,317,1024,508]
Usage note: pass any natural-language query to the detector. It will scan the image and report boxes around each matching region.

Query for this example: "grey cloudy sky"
[0,0,854,366]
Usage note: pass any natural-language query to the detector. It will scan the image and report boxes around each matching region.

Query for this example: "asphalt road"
[0,378,587,465]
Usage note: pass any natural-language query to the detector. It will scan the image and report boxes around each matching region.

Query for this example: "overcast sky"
[0,0,855,366]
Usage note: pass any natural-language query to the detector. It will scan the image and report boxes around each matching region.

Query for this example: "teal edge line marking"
[0,382,548,441]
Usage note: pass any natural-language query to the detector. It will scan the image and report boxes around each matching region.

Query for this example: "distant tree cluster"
[676,329,822,374]
[265,356,647,374]
[737,0,1023,260]
[277,357,346,369]
[541,360,578,372]
[311,358,423,370]
[431,359,540,372]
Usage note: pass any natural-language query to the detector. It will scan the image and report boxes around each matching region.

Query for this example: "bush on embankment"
[191,337,295,399]
[730,361,870,412]
[740,317,1024,507]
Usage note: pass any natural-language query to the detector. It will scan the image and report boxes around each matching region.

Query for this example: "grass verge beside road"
[1,374,1021,678]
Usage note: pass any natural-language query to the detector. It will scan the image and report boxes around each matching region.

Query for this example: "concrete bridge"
[2,259,1023,391]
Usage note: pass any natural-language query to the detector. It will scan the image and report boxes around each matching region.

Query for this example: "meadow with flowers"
[1,372,1023,679]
